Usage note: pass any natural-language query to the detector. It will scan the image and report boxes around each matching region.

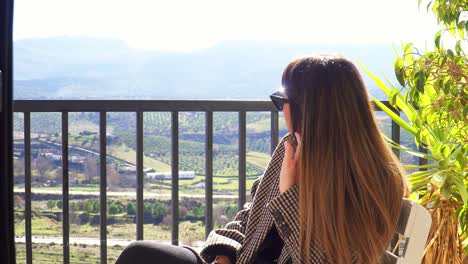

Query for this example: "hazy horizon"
[13,36,399,100]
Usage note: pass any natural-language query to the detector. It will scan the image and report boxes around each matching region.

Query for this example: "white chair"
[383,198,432,264]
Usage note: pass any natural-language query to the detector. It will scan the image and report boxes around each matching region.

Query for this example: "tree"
[362,0,467,262]
[14,195,25,209]
[93,200,100,213]
[13,159,25,178]
[109,203,122,215]
[143,203,153,220]
[162,213,172,227]
[126,202,136,216]
[54,167,63,186]
[84,200,95,213]
[107,165,121,191]
[151,202,166,223]
[34,156,50,182]
[188,205,205,220]
[224,203,238,220]
[47,200,56,210]
[83,158,99,183]
[70,202,79,212]
[79,212,90,224]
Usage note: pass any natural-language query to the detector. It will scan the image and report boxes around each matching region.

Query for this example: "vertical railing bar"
[419,145,428,170]
[99,112,107,264]
[62,112,70,264]
[24,112,32,264]
[136,111,144,240]
[271,111,279,156]
[171,111,179,245]
[238,111,246,210]
[205,111,213,238]
[391,108,400,159]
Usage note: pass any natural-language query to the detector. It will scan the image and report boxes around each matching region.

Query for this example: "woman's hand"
[279,132,302,193]
[213,255,232,264]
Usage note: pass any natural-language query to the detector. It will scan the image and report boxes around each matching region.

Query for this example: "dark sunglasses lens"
[271,97,284,111]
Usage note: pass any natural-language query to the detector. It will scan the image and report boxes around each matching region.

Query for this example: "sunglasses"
[270,90,290,111]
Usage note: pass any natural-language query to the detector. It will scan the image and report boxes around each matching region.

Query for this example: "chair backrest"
[383,198,432,264]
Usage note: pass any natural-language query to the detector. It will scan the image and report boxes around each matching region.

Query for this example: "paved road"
[39,139,138,168]
[33,140,241,199]
[14,188,238,199]
[15,236,136,247]
[15,236,204,249]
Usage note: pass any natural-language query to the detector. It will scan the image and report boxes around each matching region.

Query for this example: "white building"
[146,171,195,181]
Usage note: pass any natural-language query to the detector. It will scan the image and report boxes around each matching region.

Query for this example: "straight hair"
[282,55,407,263]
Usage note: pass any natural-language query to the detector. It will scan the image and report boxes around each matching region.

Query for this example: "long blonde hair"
[282,55,407,263]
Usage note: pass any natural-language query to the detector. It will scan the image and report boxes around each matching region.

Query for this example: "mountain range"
[13,36,399,100]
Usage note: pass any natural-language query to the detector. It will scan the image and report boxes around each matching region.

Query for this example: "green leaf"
[382,134,437,160]
[441,182,452,199]
[448,145,464,160]
[452,176,468,204]
[430,173,447,188]
[387,82,416,119]
[455,40,462,55]
[396,69,406,87]
[415,71,426,93]
[360,64,416,120]
[404,51,414,66]
[450,20,457,35]
[447,49,455,58]
[444,81,451,94]
[403,164,439,170]
[389,89,399,106]
[394,57,406,86]
[408,169,439,181]
[373,97,417,135]
[359,63,391,94]
[408,170,438,192]
[434,79,443,92]
[427,1,439,13]
[455,153,466,170]
[458,22,466,39]
[404,43,413,53]
[440,55,447,66]
[435,30,442,49]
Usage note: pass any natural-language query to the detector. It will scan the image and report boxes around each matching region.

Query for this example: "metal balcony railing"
[13,99,413,264]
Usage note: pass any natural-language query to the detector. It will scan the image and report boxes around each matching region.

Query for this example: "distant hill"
[13,36,398,100]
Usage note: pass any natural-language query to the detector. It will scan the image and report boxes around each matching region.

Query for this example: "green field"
[111,146,172,172]
[246,116,287,133]
[15,217,206,244]
[15,242,124,264]
[246,151,271,168]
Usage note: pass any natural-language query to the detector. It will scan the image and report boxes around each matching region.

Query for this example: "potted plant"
[361,0,467,263]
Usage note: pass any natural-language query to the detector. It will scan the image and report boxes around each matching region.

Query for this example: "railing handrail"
[13,99,278,112]
[13,99,393,112]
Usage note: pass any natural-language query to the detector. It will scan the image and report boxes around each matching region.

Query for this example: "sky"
[14,0,441,52]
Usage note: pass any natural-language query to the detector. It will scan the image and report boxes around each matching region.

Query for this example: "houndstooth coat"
[197,134,327,264]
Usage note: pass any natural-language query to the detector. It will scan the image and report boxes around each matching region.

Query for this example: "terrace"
[9,98,423,263]
[3,0,457,263]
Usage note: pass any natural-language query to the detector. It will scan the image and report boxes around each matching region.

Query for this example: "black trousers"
[116,241,203,264]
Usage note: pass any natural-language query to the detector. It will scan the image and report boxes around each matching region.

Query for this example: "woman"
[116,55,407,264]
